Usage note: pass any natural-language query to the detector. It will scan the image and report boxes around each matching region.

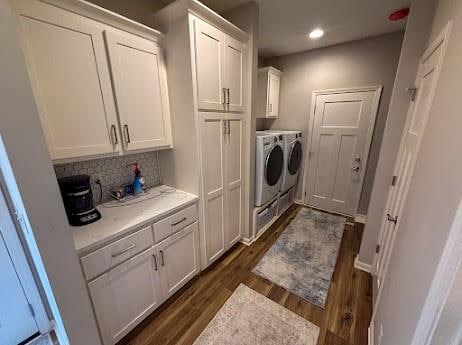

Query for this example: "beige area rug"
[193,284,320,345]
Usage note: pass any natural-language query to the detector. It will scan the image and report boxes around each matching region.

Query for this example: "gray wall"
[373,0,462,343]
[87,0,167,24]
[0,2,101,344]
[358,0,436,266]
[431,262,462,345]
[262,32,404,214]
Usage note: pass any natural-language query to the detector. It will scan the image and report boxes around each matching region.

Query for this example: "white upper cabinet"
[194,18,245,113]
[257,67,282,118]
[194,19,226,111]
[224,36,245,112]
[16,1,120,160]
[105,31,172,152]
[13,0,172,162]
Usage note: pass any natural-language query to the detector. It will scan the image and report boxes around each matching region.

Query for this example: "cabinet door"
[105,31,172,152]
[224,36,245,112]
[156,222,200,299]
[16,1,120,160]
[194,19,226,111]
[200,115,226,266]
[88,247,163,345]
[224,117,244,248]
[268,72,280,117]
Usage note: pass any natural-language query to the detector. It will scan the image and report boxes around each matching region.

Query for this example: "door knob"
[351,166,360,172]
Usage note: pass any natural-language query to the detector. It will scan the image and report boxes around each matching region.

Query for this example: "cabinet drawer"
[81,226,154,281]
[153,204,197,243]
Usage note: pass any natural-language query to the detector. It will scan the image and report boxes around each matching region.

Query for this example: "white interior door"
[224,117,243,248]
[200,114,225,266]
[17,1,119,160]
[305,88,381,215]
[224,36,245,112]
[0,232,39,345]
[374,36,447,289]
[194,19,226,111]
[105,31,172,151]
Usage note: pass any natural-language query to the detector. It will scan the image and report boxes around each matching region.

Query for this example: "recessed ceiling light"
[309,28,324,39]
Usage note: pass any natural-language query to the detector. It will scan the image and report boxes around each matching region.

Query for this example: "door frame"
[0,185,51,336]
[302,85,382,216]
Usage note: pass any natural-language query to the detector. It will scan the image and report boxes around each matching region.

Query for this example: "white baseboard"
[354,255,373,273]
[355,214,367,224]
[240,237,254,246]
[294,198,304,205]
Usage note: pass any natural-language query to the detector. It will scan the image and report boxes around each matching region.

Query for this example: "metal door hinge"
[406,87,418,101]
[386,213,398,225]
[375,244,381,254]
[28,303,35,317]
[391,175,398,186]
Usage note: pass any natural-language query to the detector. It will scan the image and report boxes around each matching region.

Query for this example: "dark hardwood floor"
[118,204,372,345]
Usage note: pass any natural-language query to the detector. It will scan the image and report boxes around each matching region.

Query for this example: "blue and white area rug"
[252,207,345,308]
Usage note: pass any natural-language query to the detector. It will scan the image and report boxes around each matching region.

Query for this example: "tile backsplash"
[54,152,161,204]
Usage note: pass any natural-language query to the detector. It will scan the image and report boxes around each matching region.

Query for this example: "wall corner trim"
[368,322,375,345]
[355,255,373,273]
[355,214,368,224]
[240,237,254,246]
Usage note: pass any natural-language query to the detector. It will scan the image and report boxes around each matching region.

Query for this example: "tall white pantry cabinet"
[151,0,249,268]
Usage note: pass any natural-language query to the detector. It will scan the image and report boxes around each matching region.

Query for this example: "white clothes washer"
[255,132,284,206]
[267,130,303,193]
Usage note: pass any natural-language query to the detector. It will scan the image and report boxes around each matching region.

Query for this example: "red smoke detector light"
[389,8,410,21]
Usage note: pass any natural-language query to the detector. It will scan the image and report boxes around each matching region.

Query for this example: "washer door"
[288,141,302,175]
[265,145,284,186]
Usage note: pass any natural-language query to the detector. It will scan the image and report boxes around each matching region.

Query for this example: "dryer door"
[265,145,284,186]
[288,141,303,175]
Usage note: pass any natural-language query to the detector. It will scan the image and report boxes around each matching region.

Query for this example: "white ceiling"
[198,0,410,57]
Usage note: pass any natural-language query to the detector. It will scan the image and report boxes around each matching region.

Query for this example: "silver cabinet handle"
[227,88,230,105]
[111,243,135,257]
[123,124,131,144]
[171,217,187,226]
[227,120,231,135]
[223,120,227,135]
[222,87,227,106]
[160,250,165,266]
[110,124,118,145]
[153,254,158,271]
[269,103,273,113]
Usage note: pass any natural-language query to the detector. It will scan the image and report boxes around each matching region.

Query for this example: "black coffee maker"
[58,175,101,226]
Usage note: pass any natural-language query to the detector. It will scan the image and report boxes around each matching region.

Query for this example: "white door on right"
[305,88,381,215]
[375,32,447,288]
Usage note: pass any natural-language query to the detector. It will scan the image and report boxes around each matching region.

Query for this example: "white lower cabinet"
[88,247,163,345]
[86,207,200,345]
[156,222,200,299]
[200,113,243,267]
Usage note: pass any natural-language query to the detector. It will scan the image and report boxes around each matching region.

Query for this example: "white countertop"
[73,185,198,255]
